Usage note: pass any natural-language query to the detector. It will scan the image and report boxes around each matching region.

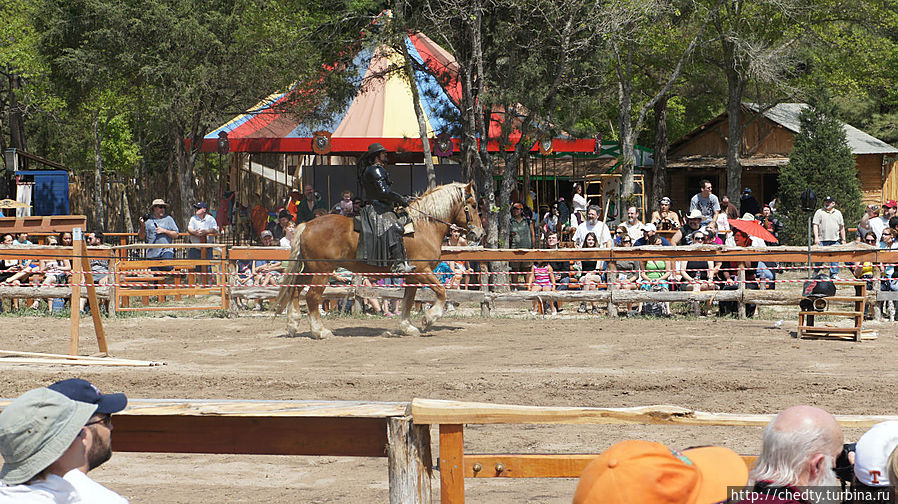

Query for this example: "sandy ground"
[1,307,897,503]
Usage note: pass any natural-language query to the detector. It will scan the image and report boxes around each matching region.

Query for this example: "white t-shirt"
[869,216,888,242]
[0,474,82,503]
[572,194,588,213]
[573,220,612,247]
[812,208,844,242]
[187,214,219,244]
[63,469,128,504]
[624,221,644,241]
[716,212,730,233]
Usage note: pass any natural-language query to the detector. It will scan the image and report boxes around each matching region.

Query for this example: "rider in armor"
[358,143,415,274]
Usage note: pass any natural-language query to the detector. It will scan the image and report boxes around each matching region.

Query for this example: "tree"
[778,96,861,245]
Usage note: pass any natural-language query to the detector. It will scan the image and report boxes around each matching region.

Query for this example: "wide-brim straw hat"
[151,198,169,207]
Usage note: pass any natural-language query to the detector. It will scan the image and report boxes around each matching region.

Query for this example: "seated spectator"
[622,205,645,241]
[268,210,294,241]
[0,233,21,284]
[31,235,72,311]
[446,226,468,247]
[704,223,724,245]
[613,224,629,246]
[650,196,681,230]
[540,202,564,240]
[879,229,898,315]
[744,405,843,500]
[577,232,610,314]
[719,229,763,317]
[639,235,671,291]
[573,206,612,248]
[80,232,111,313]
[573,440,748,504]
[546,231,571,313]
[0,388,97,499]
[671,210,704,245]
[679,230,717,314]
[279,221,297,248]
[852,421,898,499]
[633,223,671,246]
[527,261,556,316]
[312,208,328,219]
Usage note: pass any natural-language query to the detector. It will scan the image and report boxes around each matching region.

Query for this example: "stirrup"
[391,261,416,274]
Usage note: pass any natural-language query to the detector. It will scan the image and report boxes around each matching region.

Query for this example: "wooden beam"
[0,215,87,234]
[463,454,759,478]
[411,399,898,428]
[111,415,389,457]
[0,286,111,299]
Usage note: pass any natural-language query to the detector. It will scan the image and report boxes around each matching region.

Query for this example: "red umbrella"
[728,218,778,243]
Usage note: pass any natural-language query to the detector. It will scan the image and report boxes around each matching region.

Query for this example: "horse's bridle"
[407,188,482,243]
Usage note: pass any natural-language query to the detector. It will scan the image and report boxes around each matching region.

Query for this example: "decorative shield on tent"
[0,199,30,209]
[434,132,453,157]
[539,136,553,155]
[312,131,332,155]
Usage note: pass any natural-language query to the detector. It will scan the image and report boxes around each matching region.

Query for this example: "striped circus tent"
[200,32,594,156]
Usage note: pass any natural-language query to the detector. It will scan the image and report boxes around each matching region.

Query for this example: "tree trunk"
[615,44,636,198]
[725,64,745,203]
[651,96,669,212]
[91,109,106,231]
[173,130,198,228]
[399,35,437,190]
[8,72,27,152]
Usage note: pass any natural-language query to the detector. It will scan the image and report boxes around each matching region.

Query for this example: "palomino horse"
[275,182,484,339]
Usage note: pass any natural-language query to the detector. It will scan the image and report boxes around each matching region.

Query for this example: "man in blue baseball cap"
[48,378,129,503]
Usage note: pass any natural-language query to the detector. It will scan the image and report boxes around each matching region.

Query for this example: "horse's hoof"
[310,328,332,340]
[399,320,421,337]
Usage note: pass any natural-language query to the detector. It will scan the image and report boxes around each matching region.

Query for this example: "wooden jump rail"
[410,398,898,504]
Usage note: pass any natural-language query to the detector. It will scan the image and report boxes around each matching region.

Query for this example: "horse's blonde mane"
[408,182,468,223]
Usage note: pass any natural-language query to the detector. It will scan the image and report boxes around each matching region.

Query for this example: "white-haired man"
[740,405,844,503]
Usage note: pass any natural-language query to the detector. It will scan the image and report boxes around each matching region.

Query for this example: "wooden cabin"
[665,103,898,208]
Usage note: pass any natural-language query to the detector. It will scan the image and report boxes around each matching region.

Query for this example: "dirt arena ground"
[2,308,897,503]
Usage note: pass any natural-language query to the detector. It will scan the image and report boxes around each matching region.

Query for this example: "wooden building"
[665,103,898,208]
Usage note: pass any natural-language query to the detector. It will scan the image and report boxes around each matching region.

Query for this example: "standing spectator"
[527,261,556,316]
[861,200,897,242]
[556,197,571,233]
[573,206,612,248]
[0,388,97,500]
[285,189,302,221]
[745,405,844,499]
[717,195,735,242]
[187,202,218,260]
[720,194,740,220]
[509,202,535,288]
[740,187,761,216]
[633,223,671,246]
[571,183,588,225]
[137,198,179,272]
[671,210,704,245]
[878,230,898,315]
[757,205,783,244]
[812,196,845,279]
[296,184,326,223]
[650,196,680,230]
[47,378,129,503]
[688,179,720,225]
[622,206,644,241]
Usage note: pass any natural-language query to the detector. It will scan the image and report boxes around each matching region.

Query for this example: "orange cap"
[572,440,748,504]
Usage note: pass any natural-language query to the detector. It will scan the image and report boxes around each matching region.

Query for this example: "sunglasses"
[85,414,112,428]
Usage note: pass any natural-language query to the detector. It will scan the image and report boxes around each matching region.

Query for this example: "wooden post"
[607,261,618,317]
[872,269,881,321]
[220,248,229,313]
[387,417,432,504]
[81,240,108,355]
[107,248,117,319]
[69,230,83,356]
[737,263,746,319]
[439,424,465,504]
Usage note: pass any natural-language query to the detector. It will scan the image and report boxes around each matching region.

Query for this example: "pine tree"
[778,97,862,245]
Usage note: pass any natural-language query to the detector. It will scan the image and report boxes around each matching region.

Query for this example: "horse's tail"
[274,222,307,314]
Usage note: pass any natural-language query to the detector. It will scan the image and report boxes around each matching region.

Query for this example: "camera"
[834,442,856,483]
[142,214,151,222]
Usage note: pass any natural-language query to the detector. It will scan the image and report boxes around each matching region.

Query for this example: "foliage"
[778,94,862,245]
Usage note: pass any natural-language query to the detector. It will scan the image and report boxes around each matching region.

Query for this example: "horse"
[275,182,484,339]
